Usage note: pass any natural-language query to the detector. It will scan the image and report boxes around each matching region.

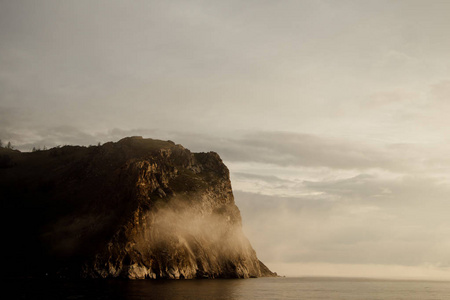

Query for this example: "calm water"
[8,277,450,300]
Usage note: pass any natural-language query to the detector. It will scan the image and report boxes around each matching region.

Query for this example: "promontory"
[1,137,275,279]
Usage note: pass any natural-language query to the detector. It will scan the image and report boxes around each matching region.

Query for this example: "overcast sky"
[2,0,450,280]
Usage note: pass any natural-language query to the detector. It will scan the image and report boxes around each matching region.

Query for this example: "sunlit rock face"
[1,137,275,279]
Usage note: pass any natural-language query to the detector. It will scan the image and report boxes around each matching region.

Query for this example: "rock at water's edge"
[1,137,276,279]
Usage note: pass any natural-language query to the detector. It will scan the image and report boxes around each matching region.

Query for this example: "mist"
[147,199,254,261]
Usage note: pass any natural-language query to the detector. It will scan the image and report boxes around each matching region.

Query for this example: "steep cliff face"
[1,137,275,279]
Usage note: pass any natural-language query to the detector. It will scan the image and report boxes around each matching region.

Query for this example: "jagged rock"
[1,137,276,279]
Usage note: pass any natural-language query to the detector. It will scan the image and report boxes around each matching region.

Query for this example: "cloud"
[235,176,450,268]
[233,172,289,184]
[3,126,163,151]
[365,89,418,108]
[2,0,450,279]
[7,128,446,178]
[169,131,423,173]
[268,262,450,280]
[431,80,450,104]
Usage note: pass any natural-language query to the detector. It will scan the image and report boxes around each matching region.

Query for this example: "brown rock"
[1,137,276,279]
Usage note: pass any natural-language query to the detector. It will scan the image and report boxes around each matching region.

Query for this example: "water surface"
[9,277,450,299]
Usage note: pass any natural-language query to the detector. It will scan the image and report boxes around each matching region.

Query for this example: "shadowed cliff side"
[0,137,276,279]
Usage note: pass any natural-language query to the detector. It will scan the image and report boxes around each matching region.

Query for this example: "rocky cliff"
[1,137,275,279]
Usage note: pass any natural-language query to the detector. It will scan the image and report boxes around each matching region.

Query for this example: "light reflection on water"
[9,277,450,300]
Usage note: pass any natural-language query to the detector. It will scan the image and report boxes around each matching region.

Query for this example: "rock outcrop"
[1,137,276,279]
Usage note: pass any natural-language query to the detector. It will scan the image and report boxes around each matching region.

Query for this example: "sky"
[2,0,450,280]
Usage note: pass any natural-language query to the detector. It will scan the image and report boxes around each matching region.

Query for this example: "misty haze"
[2,0,450,299]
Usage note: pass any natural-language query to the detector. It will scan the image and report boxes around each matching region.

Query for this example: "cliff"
[0,137,276,279]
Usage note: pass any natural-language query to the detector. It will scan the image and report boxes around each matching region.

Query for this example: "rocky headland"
[1,137,275,279]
